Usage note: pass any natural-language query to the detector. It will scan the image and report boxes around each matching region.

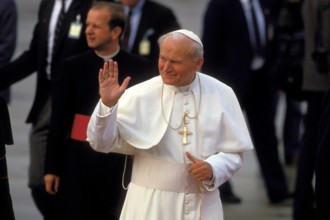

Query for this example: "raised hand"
[186,151,213,181]
[99,60,131,107]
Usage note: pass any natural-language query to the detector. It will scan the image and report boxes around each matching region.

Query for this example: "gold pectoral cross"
[178,112,193,145]
[178,125,192,145]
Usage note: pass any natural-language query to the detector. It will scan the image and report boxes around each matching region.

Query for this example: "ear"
[112,26,123,40]
[196,57,204,71]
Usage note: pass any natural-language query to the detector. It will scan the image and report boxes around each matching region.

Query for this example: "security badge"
[139,38,150,55]
[139,28,155,55]
[68,14,82,39]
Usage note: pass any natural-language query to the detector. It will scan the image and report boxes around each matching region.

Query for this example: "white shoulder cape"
[117,72,253,154]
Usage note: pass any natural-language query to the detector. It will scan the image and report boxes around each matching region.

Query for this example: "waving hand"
[99,60,131,107]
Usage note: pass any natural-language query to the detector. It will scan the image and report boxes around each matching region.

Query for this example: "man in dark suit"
[294,0,330,219]
[0,97,15,220]
[201,0,291,204]
[119,0,180,70]
[44,2,154,219]
[0,0,113,219]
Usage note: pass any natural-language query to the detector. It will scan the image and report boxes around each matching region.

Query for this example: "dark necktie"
[53,0,66,51]
[122,9,132,51]
[250,0,262,56]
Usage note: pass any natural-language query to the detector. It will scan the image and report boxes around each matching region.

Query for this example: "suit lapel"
[133,1,151,50]
[52,0,84,57]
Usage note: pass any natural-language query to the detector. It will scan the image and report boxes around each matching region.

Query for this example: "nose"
[85,25,92,35]
[162,61,172,72]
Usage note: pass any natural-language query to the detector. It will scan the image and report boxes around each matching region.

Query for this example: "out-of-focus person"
[201,0,292,204]
[271,0,304,166]
[0,0,113,219]
[0,96,15,220]
[293,0,330,219]
[119,0,180,70]
[0,0,17,103]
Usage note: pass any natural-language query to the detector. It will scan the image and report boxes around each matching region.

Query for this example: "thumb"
[120,76,131,90]
[186,151,199,163]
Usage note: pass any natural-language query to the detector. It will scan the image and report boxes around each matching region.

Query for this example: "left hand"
[186,151,213,182]
[44,174,60,195]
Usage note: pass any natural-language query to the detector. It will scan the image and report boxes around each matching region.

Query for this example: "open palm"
[98,60,131,107]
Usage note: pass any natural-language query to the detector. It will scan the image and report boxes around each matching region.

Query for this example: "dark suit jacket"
[130,0,180,70]
[0,0,17,103]
[0,0,94,124]
[0,0,17,68]
[0,97,14,220]
[202,0,276,103]
[45,49,154,174]
[315,88,330,220]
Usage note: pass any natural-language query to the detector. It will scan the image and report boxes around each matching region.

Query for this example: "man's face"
[85,8,113,52]
[158,37,203,87]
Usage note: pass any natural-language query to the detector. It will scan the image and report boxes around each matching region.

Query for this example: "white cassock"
[87,72,253,220]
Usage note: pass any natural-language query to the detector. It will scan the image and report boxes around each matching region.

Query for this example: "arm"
[0,0,43,89]
[186,151,242,191]
[204,152,243,190]
[87,60,133,154]
[44,60,75,194]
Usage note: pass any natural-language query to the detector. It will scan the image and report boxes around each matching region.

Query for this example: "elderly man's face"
[158,36,203,87]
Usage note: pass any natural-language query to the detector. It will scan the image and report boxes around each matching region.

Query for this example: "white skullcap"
[172,29,203,47]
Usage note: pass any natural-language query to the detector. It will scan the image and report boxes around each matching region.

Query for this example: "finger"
[45,179,55,195]
[188,166,206,181]
[113,61,118,79]
[54,177,60,193]
[120,76,131,91]
[186,151,199,164]
[99,63,107,81]
[45,181,52,194]
[103,62,109,79]
[99,68,104,81]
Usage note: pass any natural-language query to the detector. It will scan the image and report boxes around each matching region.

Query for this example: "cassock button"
[185,210,189,214]
[185,200,189,204]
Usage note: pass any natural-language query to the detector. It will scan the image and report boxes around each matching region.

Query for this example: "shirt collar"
[94,47,120,62]
[124,0,145,14]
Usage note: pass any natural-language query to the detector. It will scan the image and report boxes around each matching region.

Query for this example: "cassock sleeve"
[204,152,243,190]
[87,100,134,155]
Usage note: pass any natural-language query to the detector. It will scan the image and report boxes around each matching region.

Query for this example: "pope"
[87,29,253,220]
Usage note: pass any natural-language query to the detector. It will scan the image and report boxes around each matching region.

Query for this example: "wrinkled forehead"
[160,37,195,60]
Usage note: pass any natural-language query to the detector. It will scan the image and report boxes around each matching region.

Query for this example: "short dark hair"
[91,1,126,37]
